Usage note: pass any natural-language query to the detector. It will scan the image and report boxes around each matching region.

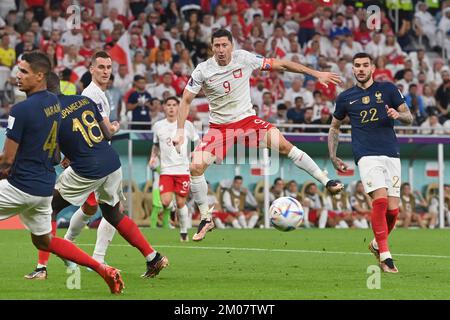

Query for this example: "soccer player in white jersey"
[149,96,200,242]
[64,51,120,264]
[172,29,344,241]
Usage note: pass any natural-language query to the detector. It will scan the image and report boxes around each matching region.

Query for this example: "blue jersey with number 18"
[333,81,406,164]
[6,90,61,197]
[57,94,120,179]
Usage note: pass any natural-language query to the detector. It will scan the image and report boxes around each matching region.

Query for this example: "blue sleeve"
[386,83,405,110]
[333,93,347,120]
[128,92,138,103]
[5,103,26,144]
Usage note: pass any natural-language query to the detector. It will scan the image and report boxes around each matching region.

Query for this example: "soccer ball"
[269,197,304,232]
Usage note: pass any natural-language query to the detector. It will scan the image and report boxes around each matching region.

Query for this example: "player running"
[24,72,169,280]
[0,52,124,293]
[149,96,200,242]
[172,29,344,241]
[328,52,413,273]
[64,51,119,265]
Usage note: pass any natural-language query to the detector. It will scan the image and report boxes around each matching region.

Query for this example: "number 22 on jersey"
[360,108,379,124]
[72,110,104,147]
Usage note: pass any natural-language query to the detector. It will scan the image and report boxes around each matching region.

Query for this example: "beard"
[355,72,372,84]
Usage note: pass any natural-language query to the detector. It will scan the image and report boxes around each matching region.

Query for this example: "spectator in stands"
[153,71,176,100]
[329,13,351,41]
[285,180,302,202]
[373,56,394,83]
[420,109,445,135]
[269,178,286,203]
[221,176,260,229]
[365,32,385,59]
[114,64,133,96]
[340,34,364,62]
[283,77,304,109]
[296,0,318,46]
[324,186,353,228]
[61,28,83,49]
[42,5,66,39]
[396,68,415,95]
[15,31,36,58]
[311,90,332,121]
[260,91,276,121]
[301,181,327,228]
[414,1,439,51]
[0,34,15,68]
[131,49,147,78]
[383,34,407,68]
[100,8,122,40]
[250,77,266,110]
[422,84,437,112]
[287,96,305,128]
[299,107,315,133]
[405,83,427,125]
[350,181,371,229]
[312,106,332,133]
[14,8,34,34]
[150,97,165,127]
[62,45,83,69]
[127,75,153,130]
[268,103,288,130]
[106,74,122,123]
[399,182,435,228]
[59,68,77,95]
[178,48,194,75]
[435,78,450,121]
[41,30,64,67]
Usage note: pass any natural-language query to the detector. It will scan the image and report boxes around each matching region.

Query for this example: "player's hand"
[60,157,71,169]
[172,129,185,154]
[316,71,342,88]
[0,168,10,180]
[385,105,399,120]
[326,180,344,195]
[111,121,120,134]
[331,157,348,173]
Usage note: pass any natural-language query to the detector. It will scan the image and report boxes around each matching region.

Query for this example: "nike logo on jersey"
[349,100,358,104]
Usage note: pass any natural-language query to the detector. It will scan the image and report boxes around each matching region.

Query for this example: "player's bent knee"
[82,202,98,216]
[190,162,206,176]
[31,234,51,251]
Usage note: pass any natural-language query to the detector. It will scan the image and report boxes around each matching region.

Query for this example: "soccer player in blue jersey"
[328,52,413,273]
[0,52,124,293]
[25,72,169,280]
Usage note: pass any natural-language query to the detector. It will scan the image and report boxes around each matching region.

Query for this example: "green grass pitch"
[1,228,450,300]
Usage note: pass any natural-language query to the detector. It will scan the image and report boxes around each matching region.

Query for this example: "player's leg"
[175,194,189,242]
[65,192,98,242]
[190,150,216,241]
[25,190,71,279]
[160,175,176,229]
[262,127,343,194]
[92,216,116,264]
[247,210,259,229]
[97,168,168,277]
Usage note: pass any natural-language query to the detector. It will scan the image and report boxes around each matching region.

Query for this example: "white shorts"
[55,166,125,207]
[357,156,401,197]
[0,180,52,236]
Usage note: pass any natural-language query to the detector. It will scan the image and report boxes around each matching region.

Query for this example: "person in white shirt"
[100,8,123,39]
[414,2,438,49]
[172,29,344,241]
[60,29,83,49]
[149,97,200,242]
[153,72,177,100]
[365,32,385,59]
[42,6,67,38]
[64,51,121,265]
[113,64,133,95]
[340,34,364,61]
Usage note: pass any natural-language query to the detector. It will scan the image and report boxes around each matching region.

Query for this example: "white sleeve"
[237,50,270,71]
[185,66,204,94]
[152,123,159,144]
[222,190,238,213]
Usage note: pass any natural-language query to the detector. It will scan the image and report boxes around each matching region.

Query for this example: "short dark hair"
[91,51,111,65]
[133,74,145,82]
[352,52,374,64]
[164,96,179,105]
[234,175,243,181]
[211,28,233,44]
[47,72,61,95]
[22,51,52,81]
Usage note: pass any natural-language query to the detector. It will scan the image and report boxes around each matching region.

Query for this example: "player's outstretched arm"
[271,59,342,87]
[328,117,348,173]
[385,103,413,125]
[173,89,196,153]
[148,143,160,169]
[0,137,19,179]
[99,118,120,140]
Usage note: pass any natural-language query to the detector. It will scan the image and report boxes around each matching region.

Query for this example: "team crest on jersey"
[96,103,104,113]
[375,91,383,103]
[233,69,242,78]
[362,96,370,104]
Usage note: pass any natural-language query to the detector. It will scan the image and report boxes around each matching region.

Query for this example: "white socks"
[288,147,329,186]
[65,207,91,242]
[214,217,226,229]
[248,215,259,228]
[337,220,349,228]
[318,209,328,229]
[238,214,248,228]
[231,219,242,229]
[178,205,189,234]
[92,218,116,263]
[190,175,210,220]
[303,206,310,228]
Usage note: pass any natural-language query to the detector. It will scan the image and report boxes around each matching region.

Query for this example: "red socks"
[371,198,389,253]
[38,221,57,266]
[116,215,154,257]
[386,208,399,234]
[46,237,103,275]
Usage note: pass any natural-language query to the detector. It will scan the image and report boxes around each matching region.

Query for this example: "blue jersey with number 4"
[333,81,406,164]
[57,94,120,179]
[6,90,61,197]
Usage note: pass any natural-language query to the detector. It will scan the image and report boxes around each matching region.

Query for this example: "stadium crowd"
[0,1,449,230]
[0,0,450,133]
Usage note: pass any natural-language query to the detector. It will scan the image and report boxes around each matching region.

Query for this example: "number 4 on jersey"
[43,120,58,158]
